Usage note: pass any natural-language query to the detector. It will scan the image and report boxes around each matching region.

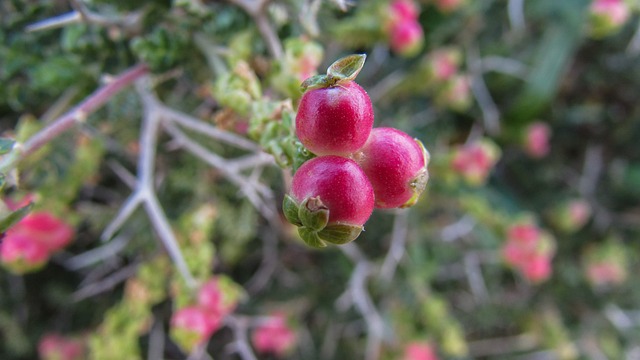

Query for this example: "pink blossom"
[252,313,296,356]
[404,342,439,360]
[38,334,85,360]
[524,122,551,158]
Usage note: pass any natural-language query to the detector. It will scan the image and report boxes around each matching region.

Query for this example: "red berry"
[38,334,85,360]
[1,232,50,273]
[197,277,240,316]
[291,156,374,226]
[295,81,374,156]
[355,128,429,209]
[403,341,439,360]
[171,306,221,350]
[390,0,420,20]
[389,20,424,57]
[252,313,296,356]
[11,212,74,252]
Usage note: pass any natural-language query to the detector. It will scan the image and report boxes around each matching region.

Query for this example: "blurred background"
[1,0,640,359]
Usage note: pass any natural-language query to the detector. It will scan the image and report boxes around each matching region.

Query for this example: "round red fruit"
[295,81,374,156]
[355,127,429,209]
[291,156,374,225]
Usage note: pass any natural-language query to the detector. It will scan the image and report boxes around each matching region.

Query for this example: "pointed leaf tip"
[327,54,367,83]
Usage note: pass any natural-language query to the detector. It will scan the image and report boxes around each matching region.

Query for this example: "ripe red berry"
[389,20,424,57]
[295,81,374,156]
[252,313,296,356]
[390,0,420,20]
[171,306,221,350]
[284,156,374,247]
[13,212,74,252]
[355,128,429,209]
[1,232,50,273]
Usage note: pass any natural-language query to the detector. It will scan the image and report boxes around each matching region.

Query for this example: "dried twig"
[0,64,149,173]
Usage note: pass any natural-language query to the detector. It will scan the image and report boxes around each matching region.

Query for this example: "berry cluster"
[284,54,430,248]
[451,139,500,186]
[0,209,74,274]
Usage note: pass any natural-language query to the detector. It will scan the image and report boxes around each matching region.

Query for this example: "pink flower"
[404,342,439,360]
[524,122,551,158]
[252,313,296,356]
[38,334,85,360]
[451,139,500,185]
[171,306,222,349]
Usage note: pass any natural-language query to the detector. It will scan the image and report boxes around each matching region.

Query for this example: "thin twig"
[507,0,526,33]
[225,315,259,360]
[467,48,501,135]
[72,261,141,302]
[227,0,283,59]
[0,64,149,173]
[379,209,409,283]
[481,56,528,78]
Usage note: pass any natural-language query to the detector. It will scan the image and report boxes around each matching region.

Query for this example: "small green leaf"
[326,54,366,83]
[318,223,363,245]
[0,202,34,233]
[0,138,15,155]
[0,174,5,192]
[298,197,329,231]
[298,227,327,248]
[300,74,329,92]
[283,195,302,227]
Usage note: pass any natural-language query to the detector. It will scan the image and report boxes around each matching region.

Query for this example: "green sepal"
[300,54,367,93]
[400,139,430,209]
[283,195,302,227]
[318,223,363,245]
[298,196,329,231]
[0,202,34,233]
[298,227,327,248]
[403,167,429,209]
[0,138,15,155]
[300,74,329,92]
[326,54,366,84]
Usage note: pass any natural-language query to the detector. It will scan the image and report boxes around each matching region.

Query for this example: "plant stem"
[0,64,149,173]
